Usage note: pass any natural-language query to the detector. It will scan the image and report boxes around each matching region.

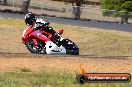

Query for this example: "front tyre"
[26,39,46,54]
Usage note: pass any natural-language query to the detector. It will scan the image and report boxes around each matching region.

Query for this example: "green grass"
[0,71,131,87]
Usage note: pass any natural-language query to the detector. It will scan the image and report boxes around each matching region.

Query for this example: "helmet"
[25,12,36,25]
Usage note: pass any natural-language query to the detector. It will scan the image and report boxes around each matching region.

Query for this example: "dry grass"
[0,17,132,56]
[0,56,132,87]
[0,18,28,53]
[0,57,132,74]
[52,24,132,56]
[0,17,132,73]
[0,17,132,87]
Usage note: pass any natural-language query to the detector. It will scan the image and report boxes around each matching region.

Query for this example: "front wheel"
[26,39,46,54]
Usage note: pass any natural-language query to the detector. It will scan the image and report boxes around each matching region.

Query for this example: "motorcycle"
[21,25,79,55]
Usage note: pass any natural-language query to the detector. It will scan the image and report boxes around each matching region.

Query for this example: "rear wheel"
[62,39,79,55]
[26,39,46,54]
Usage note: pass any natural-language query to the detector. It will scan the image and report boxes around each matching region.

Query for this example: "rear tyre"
[62,39,79,55]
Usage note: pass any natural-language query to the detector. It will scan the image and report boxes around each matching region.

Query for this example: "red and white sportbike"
[21,25,79,55]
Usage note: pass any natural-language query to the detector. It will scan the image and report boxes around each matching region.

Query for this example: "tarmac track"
[0,12,132,32]
[0,52,131,60]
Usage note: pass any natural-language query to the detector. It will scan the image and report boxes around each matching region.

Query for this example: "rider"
[24,12,62,46]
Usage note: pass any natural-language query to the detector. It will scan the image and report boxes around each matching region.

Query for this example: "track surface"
[0,12,132,32]
[0,53,132,74]
[0,53,131,59]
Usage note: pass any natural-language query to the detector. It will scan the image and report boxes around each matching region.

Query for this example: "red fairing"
[57,29,64,35]
[22,25,33,44]
[21,25,51,44]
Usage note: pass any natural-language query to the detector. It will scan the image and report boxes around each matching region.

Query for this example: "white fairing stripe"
[36,19,47,24]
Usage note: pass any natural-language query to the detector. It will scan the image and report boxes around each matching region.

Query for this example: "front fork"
[32,39,38,46]
[32,39,46,53]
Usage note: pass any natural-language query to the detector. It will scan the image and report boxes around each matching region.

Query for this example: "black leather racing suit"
[32,19,61,46]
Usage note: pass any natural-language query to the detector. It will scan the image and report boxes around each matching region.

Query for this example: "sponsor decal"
[33,31,39,35]
[33,31,47,38]
[76,65,131,83]
[85,73,131,82]
[51,50,60,52]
